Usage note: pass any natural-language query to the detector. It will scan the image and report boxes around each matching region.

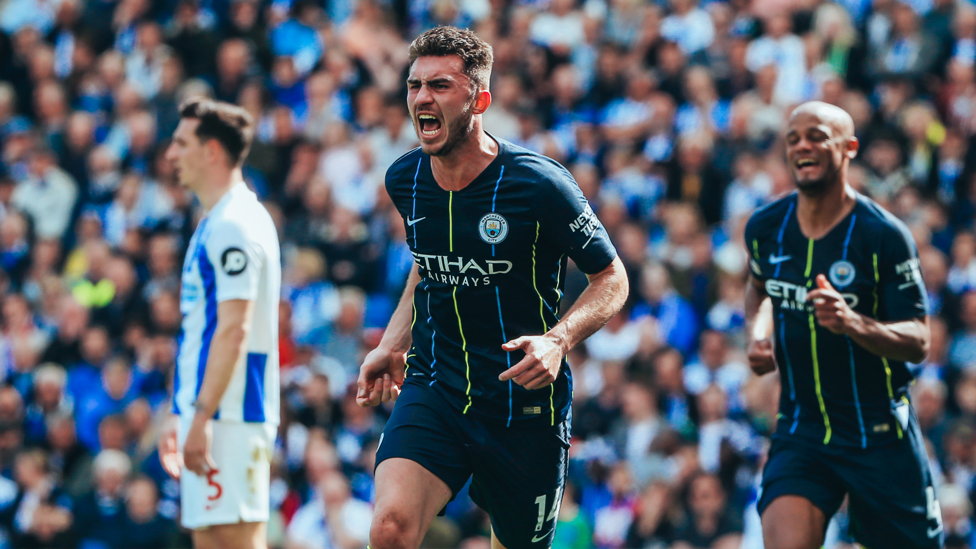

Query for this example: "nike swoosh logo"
[928,525,943,538]
[769,254,792,264]
[531,530,553,543]
[898,281,918,290]
[407,217,426,226]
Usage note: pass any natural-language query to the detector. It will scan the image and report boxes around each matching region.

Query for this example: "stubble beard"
[795,162,843,195]
[424,100,475,158]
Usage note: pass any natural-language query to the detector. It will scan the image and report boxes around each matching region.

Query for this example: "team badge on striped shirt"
[479,213,509,244]
[829,260,856,288]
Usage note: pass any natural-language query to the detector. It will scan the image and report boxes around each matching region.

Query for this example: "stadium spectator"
[285,469,372,549]
[73,448,130,548]
[12,144,77,241]
[44,412,93,497]
[118,474,178,549]
[75,358,139,451]
[0,449,73,548]
[23,363,71,446]
[671,472,742,549]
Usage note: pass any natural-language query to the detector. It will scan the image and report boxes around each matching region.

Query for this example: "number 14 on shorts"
[534,488,562,533]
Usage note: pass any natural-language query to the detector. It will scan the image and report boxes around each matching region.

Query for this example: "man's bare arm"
[845,315,930,364]
[182,299,254,474]
[745,276,776,375]
[376,263,420,354]
[499,256,629,389]
[194,299,255,416]
[545,256,630,354]
[808,274,930,363]
[357,263,420,406]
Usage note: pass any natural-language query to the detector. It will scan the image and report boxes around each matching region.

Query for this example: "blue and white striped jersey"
[175,182,281,425]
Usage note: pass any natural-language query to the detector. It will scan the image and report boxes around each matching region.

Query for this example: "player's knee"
[761,521,822,549]
[370,508,420,549]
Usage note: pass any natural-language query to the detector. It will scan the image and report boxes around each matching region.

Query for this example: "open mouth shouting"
[417,113,442,139]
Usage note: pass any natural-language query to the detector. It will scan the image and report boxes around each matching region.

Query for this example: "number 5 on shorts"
[533,488,562,532]
[205,469,223,511]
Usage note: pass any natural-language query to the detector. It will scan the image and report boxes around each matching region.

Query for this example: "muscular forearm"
[195,321,250,418]
[378,264,420,353]
[546,256,629,354]
[845,315,930,363]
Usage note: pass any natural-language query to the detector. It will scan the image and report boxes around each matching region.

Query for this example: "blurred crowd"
[2,0,976,546]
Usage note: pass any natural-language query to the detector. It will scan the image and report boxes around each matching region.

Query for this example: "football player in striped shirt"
[158,98,281,549]
[746,102,941,549]
[358,27,629,549]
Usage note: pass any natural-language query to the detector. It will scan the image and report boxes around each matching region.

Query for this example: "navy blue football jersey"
[745,192,928,448]
[385,136,617,427]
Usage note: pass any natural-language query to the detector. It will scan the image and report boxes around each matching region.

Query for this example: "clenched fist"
[747,338,777,375]
[807,274,856,335]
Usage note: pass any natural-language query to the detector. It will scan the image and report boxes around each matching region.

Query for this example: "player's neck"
[796,180,857,240]
[195,168,243,211]
[430,130,498,192]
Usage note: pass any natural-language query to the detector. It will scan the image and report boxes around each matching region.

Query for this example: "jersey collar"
[208,181,251,216]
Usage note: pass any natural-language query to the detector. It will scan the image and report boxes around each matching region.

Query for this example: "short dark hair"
[178,97,254,166]
[408,26,493,92]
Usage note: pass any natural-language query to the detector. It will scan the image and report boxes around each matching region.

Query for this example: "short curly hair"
[408,26,494,92]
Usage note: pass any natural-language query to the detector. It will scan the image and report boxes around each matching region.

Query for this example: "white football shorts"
[178,418,278,529]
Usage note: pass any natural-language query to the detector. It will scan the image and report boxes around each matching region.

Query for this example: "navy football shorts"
[375,380,570,549]
[758,413,943,549]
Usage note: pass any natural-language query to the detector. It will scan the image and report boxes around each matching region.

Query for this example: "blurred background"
[0,0,972,546]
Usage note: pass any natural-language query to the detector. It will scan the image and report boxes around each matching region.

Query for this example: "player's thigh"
[372,383,472,545]
[179,420,276,530]
[761,496,828,549]
[373,458,454,542]
[838,430,943,549]
[193,521,267,549]
[491,527,507,549]
[468,418,570,549]
[758,439,845,549]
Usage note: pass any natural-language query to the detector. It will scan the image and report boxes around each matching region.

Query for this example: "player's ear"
[472,89,491,115]
[846,136,859,160]
[204,138,220,163]
[205,138,231,167]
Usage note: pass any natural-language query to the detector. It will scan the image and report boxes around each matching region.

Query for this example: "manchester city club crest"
[829,260,856,288]
[479,213,509,244]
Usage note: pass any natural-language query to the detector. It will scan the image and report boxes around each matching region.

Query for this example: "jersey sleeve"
[878,221,927,321]
[743,213,767,282]
[384,152,417,222]
[205,219,264,303]
[539,168,617,274]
